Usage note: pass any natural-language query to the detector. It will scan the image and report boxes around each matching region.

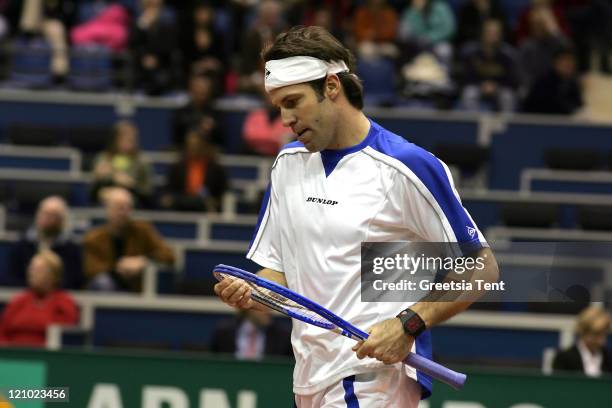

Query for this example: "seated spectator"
[130,0,177,95]
[352,0,399,60]
[8,196,82,289]
[237,0,286,94]
[459,19,519,113]
[515,0,571,46]
[0,0,12,40]
[286,0,351,41]
[242,86,293,156]
[397,0,455,67]
[84,187,175,292]
[173,73,223,148]
[70,2,130,52]
[0,250,79,347]
[454,0,509,49]
[18,0,76,82]
[518,3,569,88]
[91,120,153,207]
[558,0,612,74]
[183,1,226,81]
[210,309,292,360]
[160,130,228,212]
[523,46,583,115]
[553,306,612,377]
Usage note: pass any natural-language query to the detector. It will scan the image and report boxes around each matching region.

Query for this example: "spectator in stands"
[556,0,612,74]
[210,308,292,360]
[237,0,286,94]
[130,0,177,95]
[285,0,351,40]
[242,85,293,156]
[515,0,571,46]
[8,196,83,289]
[83,187,175,292]
[397,0,456,67]
[91,120,153,207]
[553,306,612,377]
[183,1,226,81]
[70,1,131,53]
[352,0,399,60]
[523,46,583,115]
[160,129,228,212]
[0,249,79,347]
[173,73,223,148]
[518,3,570,88]
[454,0,509,49]
[0,0,11,40]
[18,0,76,82]
[459,19,520,113]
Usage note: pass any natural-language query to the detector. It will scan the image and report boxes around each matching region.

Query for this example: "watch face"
[406,316,421,333]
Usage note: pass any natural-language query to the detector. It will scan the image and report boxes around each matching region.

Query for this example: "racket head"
[213,264,338,331]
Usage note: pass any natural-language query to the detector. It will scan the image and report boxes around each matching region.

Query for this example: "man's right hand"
[214,277,255,309]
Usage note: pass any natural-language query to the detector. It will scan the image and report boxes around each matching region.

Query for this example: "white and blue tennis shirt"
[247,119,487,397]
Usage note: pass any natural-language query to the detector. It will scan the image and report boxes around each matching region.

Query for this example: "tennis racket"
[212,264,467,390]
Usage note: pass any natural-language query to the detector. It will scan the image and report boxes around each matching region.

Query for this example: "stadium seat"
[68,46,113,92]
[357,57,397,106]
[434,143,489,174]
[8,38,53,89]
[7,124,60,146]
[64,126,111,170]
[501,202,560,228]
[544,148,604,171]
[578,205,612,231]
[13,181,72,212]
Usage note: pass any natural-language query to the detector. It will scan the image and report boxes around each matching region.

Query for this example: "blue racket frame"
[213,264,467,390]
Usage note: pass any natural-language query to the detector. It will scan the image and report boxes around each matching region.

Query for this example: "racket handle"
[403,352,466,390]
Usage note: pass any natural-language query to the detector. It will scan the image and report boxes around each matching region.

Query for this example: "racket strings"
[217,272,331,326]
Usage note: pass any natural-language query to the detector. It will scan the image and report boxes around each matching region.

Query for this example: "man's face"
[106,190,133,228]
[190,77,212,106]
[35,199,65,236]
[269,82,336,152]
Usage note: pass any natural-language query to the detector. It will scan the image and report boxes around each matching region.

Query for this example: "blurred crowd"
[0,0,611,365]
[0,0,610,116]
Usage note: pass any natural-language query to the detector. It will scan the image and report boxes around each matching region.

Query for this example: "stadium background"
[0,0,611,407]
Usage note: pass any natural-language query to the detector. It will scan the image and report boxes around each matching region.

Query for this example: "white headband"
[264,56,349,92]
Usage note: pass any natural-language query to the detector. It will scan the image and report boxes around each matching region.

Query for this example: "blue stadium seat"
[68,46,113,92]
[9,38,52,89]
[357,57,397,107]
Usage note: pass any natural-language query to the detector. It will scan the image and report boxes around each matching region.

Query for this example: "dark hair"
[106,120,140,157]
[262,26,364,110]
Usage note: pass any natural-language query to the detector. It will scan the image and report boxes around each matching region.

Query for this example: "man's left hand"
[352,318,413,365]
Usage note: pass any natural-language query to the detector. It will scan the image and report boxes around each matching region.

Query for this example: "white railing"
[520,168,612,192]
[486,226,612,242]
[0,144,82,175]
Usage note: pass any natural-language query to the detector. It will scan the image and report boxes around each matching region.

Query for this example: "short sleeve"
[246,178,284,272]
[391,148,487,255]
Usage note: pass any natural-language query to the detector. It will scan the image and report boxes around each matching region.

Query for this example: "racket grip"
[403,352,466,390]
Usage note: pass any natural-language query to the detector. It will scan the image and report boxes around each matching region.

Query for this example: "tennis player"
[215,26,499,408]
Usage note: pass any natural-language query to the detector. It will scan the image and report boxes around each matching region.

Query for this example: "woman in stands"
[0,249,79,347]
[91,120,154,207]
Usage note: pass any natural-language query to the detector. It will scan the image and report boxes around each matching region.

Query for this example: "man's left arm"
[354,246,499,364]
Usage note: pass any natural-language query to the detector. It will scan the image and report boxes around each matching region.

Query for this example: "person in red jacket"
[0,249,79,347]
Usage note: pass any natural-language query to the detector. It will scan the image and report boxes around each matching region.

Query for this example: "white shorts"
[294,369,421,408]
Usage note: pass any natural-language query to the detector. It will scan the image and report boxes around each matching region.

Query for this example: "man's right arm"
[214,267,286,311]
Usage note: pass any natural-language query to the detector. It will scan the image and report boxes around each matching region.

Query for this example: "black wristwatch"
[396,309,427,338]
